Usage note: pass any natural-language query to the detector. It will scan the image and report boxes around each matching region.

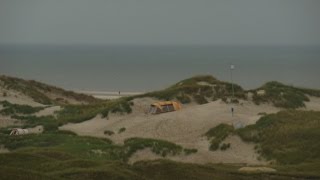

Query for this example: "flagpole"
[230,64,235,117]
[230,64,235,101]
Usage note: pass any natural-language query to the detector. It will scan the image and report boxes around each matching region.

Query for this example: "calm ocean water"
[0,45,319,92]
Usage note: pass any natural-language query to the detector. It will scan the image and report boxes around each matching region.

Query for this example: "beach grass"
[252,81,320,108]
[237,110,320,164]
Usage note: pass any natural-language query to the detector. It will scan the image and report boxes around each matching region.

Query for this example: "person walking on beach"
[231,107,234,117]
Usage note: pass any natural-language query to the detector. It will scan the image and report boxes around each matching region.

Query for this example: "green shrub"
[193,95,208,105]
[183,148,198,155]
[221,97,228,103]
[205,124,234,151]
[220,143,231,151]
[118,128,126,134]
[104,130,114,136]
[124,138,183,159]
[176,94,191,104]
[230,98,239,104]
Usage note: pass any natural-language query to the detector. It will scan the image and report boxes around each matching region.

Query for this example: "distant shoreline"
[76,91,144,100]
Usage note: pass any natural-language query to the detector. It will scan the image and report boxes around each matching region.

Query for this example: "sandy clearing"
[238,166,277,173]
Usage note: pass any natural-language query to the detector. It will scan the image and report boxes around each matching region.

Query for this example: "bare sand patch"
[301,96,320,111]
[238,166,276,173]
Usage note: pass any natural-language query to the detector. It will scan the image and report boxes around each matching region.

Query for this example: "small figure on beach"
[118,91,121,95]
[231,107,234,117]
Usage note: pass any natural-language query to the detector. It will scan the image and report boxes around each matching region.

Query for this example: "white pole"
[230,64,235,117]
[230,64,235,101]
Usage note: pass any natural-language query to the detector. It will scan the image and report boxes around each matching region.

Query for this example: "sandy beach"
[76,91,144,99]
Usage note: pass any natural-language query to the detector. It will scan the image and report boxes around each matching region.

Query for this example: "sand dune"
[60,98,283,164]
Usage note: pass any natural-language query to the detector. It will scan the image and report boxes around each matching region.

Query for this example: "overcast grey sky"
[0,0,320,46]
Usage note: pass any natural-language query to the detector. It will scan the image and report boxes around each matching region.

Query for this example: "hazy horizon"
[1,45,319,92]
[1,1,319,91]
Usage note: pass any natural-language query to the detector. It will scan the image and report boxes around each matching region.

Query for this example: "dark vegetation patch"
[176,94,191,104]
[205,124,235,151]
[57,98,133,124]
[123,138,184,158]
[118,127,126,134]
[104,130,114,136]
[252,81,320,108]
[193,94,208,105]
[183,148,198,155]
[237,110,320,164]
[0,100,45,115]
[0,132,195,162]
[220,143,231,151]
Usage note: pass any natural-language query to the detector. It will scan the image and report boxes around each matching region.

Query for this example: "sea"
[0,45,319,92]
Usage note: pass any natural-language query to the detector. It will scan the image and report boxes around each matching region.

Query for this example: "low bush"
[193,95,208,105]
[220,143,231,151]
[183,148,198,155]
[118,128,126,134]
[104,130,114,136]
[205,124,234,151]
[176,94,191,104]
[124,138,183,159]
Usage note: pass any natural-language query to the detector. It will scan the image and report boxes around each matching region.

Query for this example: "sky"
[1,0,320,46]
